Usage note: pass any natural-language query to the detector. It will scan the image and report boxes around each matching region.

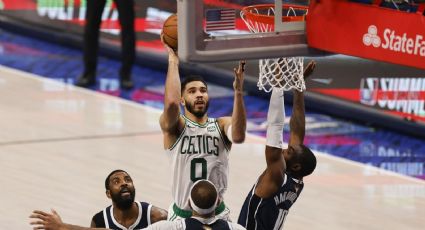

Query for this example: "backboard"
[177,0,320,63]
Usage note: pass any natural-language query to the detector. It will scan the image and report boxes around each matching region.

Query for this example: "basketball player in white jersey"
[160,36,247,221]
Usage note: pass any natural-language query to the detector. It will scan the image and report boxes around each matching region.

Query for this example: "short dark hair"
[105,169,128,190]
[190,180,217,209]
[181,75,208,94]
[297,145,317,177]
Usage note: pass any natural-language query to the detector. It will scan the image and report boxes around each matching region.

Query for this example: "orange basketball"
[162,14,178,50]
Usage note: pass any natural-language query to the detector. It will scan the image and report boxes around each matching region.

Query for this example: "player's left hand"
[30,209,64,230]
[233,60,246,93]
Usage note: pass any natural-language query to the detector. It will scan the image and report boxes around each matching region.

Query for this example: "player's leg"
[80,0,107,81]
[115,0,135,88]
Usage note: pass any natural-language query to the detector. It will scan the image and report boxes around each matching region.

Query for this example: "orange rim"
[241,4,308,25]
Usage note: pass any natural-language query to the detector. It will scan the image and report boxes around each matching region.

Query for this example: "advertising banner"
[307,0,425,70]
[306,56,425,124]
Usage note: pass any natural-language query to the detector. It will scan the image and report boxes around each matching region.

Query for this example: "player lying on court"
[160,34,247,221]
[30,180,245,230]
[237,61,317,230]
[30,170,167,230]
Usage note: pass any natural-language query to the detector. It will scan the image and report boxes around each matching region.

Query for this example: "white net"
[241,5,306,92]
[259,57,304,92]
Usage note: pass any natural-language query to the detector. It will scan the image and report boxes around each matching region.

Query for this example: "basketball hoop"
[241,4,308,92]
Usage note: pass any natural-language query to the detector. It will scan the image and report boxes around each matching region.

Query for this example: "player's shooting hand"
[303,60,316,79]
[30,209,65,230]
[160,33,179,63]
[233,60,246,93]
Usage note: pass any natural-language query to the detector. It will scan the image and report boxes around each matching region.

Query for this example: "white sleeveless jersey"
[166,115,231,210]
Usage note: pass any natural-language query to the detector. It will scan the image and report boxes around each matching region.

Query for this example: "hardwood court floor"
[0,66,424,230]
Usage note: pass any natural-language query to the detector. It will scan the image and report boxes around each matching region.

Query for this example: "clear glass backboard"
[177,0,322,63]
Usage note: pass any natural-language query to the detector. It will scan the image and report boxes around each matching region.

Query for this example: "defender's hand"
[30,209,64,230]
[233,60,246,93]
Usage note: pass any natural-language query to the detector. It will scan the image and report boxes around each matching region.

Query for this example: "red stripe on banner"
[99,19,163,31]
[67,18,162,32]
[109,39,164,50]
[136,40,164,50]
[203,0,243,9]
[376,91,425,100]
[2,0,36,10]
[310,88,360,102]
[307,0,425,70]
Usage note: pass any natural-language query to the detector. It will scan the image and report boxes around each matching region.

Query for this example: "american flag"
[205,9,236,32]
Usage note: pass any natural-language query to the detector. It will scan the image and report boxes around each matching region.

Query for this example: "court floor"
[0,65,424,229]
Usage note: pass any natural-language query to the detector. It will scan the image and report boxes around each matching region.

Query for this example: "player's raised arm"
[256,87,287,197]
[159,34,183,147]
[288,90,305,146]
[220,61,247,144]
[288,60,315,146]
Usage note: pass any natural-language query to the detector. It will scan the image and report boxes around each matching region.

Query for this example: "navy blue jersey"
[185,217,231,230]
[92,201,151,230]
[237,174,304,230]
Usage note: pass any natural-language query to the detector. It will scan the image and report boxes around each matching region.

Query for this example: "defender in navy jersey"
[91,201,151,229]
[90,170,167,229]
[238,61,317,230]
[30,170,167,230]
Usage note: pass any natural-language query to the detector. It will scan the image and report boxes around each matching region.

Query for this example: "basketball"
[162,14,178,50]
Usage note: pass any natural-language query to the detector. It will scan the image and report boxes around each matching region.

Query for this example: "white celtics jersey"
[166,115,231,210]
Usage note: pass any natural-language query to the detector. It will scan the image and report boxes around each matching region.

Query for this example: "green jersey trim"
[214,120,230,152]
[182,115,210,128]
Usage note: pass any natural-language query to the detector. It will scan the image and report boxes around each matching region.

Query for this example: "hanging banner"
[307,0,425,70]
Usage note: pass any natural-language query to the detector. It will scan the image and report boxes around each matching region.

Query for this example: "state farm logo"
[363,25,381,47]
[362,25,425,57]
